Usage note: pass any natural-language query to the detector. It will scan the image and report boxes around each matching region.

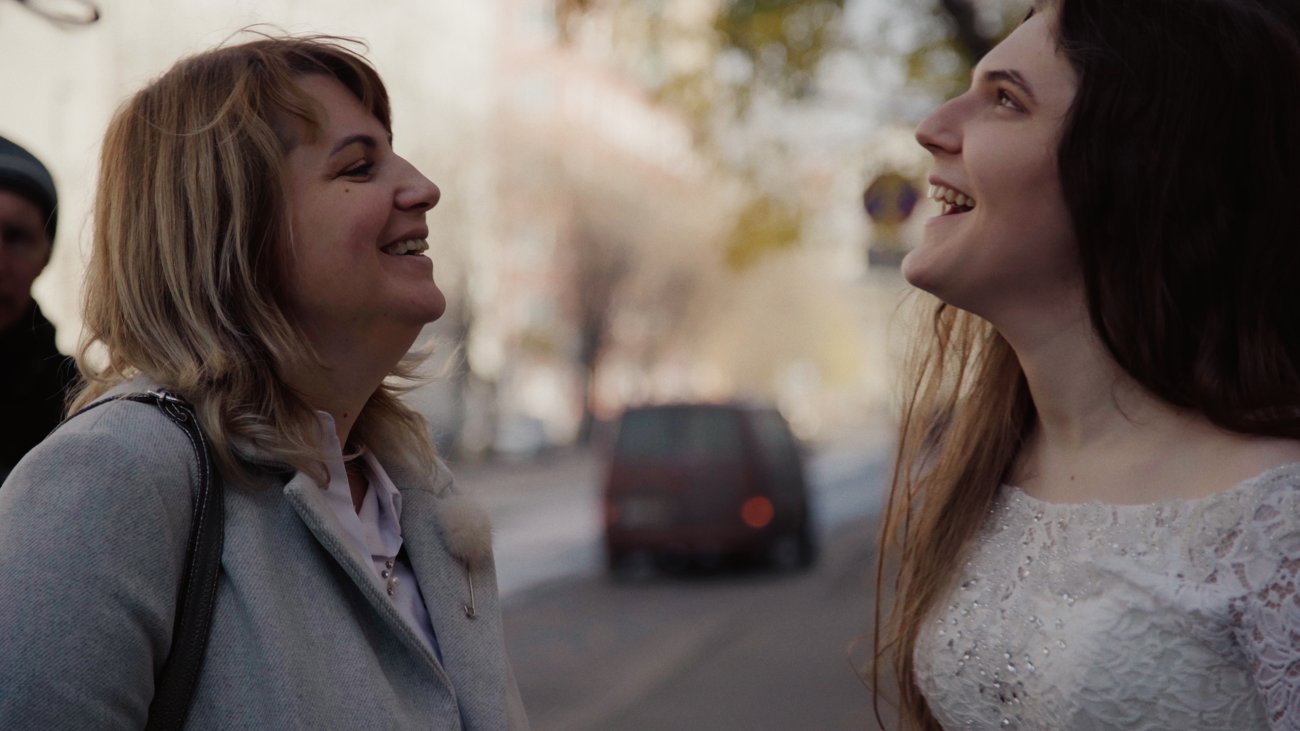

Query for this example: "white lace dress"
[914,463,1300,730]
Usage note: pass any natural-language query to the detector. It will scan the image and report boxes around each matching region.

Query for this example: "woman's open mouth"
[381,238,429,256]
[929,184,976,215]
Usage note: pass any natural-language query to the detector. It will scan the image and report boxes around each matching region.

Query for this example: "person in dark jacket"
[0,135,76,480]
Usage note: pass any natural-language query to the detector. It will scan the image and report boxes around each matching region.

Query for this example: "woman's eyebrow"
[983,69,1038,104]
[329,133,379,156]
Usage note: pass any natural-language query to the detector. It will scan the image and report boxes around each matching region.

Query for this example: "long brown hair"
[875,0,1300,727]
[874,303,1031,729]
[74,34,435,483]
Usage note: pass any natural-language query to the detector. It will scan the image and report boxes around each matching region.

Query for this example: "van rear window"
[614,408,744,461]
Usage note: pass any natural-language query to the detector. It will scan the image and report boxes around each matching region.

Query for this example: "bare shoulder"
[1196,433,1300,497]
[1231,434,1300,474]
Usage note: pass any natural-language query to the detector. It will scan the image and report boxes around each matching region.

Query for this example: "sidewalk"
[446,449,607,598]
[447,448,603,502]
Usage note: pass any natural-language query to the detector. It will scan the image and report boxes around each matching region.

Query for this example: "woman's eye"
[341,161,374,178]
[997,90,1023,112]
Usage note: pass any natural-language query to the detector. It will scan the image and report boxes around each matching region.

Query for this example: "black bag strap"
[70,389,224,731]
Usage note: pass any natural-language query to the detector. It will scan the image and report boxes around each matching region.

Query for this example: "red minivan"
[601,402,815,572]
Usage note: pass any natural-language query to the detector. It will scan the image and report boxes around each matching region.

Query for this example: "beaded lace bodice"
[915,463,1300,730]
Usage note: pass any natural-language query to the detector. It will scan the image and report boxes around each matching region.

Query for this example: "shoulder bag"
[70,389,224,731]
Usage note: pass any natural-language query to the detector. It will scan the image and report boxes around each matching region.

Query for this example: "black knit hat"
[0,135,58,241]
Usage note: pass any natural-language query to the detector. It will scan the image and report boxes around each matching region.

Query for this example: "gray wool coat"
[0,385,528,730]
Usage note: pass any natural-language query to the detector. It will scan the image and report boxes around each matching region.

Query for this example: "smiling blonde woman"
[0,35,527,729]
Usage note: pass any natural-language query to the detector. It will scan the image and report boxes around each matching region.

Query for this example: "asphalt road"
[502,511,891,731]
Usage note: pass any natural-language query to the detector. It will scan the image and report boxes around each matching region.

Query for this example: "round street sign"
[863,172,920,226]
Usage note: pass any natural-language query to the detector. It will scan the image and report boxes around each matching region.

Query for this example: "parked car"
[602,401,815,572]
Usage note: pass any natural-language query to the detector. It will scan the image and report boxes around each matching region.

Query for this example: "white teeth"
[382,238,429,256]
[929,184,976,210]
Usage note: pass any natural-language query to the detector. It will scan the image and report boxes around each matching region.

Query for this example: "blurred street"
[451,428,892,730]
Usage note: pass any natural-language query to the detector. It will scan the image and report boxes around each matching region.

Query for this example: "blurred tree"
[724,195,801,271]
[545,0,1020,427]
[903,0,1022,100]
[549,0,1016,272]
[568,213,633,443]
[932,0,995,62]
[554,0,593,39]
[553,0,844,124]
[555,158,721,442]
[715,0,846,101]
[552,0,1013,122]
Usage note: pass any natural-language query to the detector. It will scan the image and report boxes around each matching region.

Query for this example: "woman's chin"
[422,289,448,323]
[900,247,942,294]
[402,285,447,326]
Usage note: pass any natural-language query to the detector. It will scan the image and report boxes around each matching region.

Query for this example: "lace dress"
[914,463,1300,730]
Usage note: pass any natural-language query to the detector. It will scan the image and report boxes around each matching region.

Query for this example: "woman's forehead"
[275,74,387,152]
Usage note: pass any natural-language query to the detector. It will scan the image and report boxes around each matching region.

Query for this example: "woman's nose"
[915,98,962,156]
[397,160,440,212]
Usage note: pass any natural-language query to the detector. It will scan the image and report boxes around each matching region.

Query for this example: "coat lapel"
[282,472,452,684]
[390,460,511,731]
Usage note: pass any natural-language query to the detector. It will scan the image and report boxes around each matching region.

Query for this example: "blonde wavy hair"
[73,34,435,483]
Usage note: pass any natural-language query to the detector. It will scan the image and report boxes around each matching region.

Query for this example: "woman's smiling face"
[279,74,445,350]
[905,5,1081,325]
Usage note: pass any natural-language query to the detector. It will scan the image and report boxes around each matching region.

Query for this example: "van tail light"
[740,496,774,529]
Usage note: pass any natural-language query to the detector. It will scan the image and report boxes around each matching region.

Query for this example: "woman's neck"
[1000,301,1189,498]
[1004,312,1300,504]
[345,456,368,513]
[287,320,419,449]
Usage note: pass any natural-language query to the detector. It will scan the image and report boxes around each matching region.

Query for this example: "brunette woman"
[878,0,1300,728]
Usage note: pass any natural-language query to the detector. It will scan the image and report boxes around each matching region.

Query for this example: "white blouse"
[315,413,441,660]
[915,463,1300,730]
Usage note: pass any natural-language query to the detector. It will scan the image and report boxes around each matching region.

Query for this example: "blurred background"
[1,0,1021,727]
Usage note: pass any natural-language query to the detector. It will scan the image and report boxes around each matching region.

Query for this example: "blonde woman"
[0,36,527,729]
[876,0,1300,728]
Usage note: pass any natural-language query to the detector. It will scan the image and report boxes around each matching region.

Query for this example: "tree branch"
[934,0,994,62]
